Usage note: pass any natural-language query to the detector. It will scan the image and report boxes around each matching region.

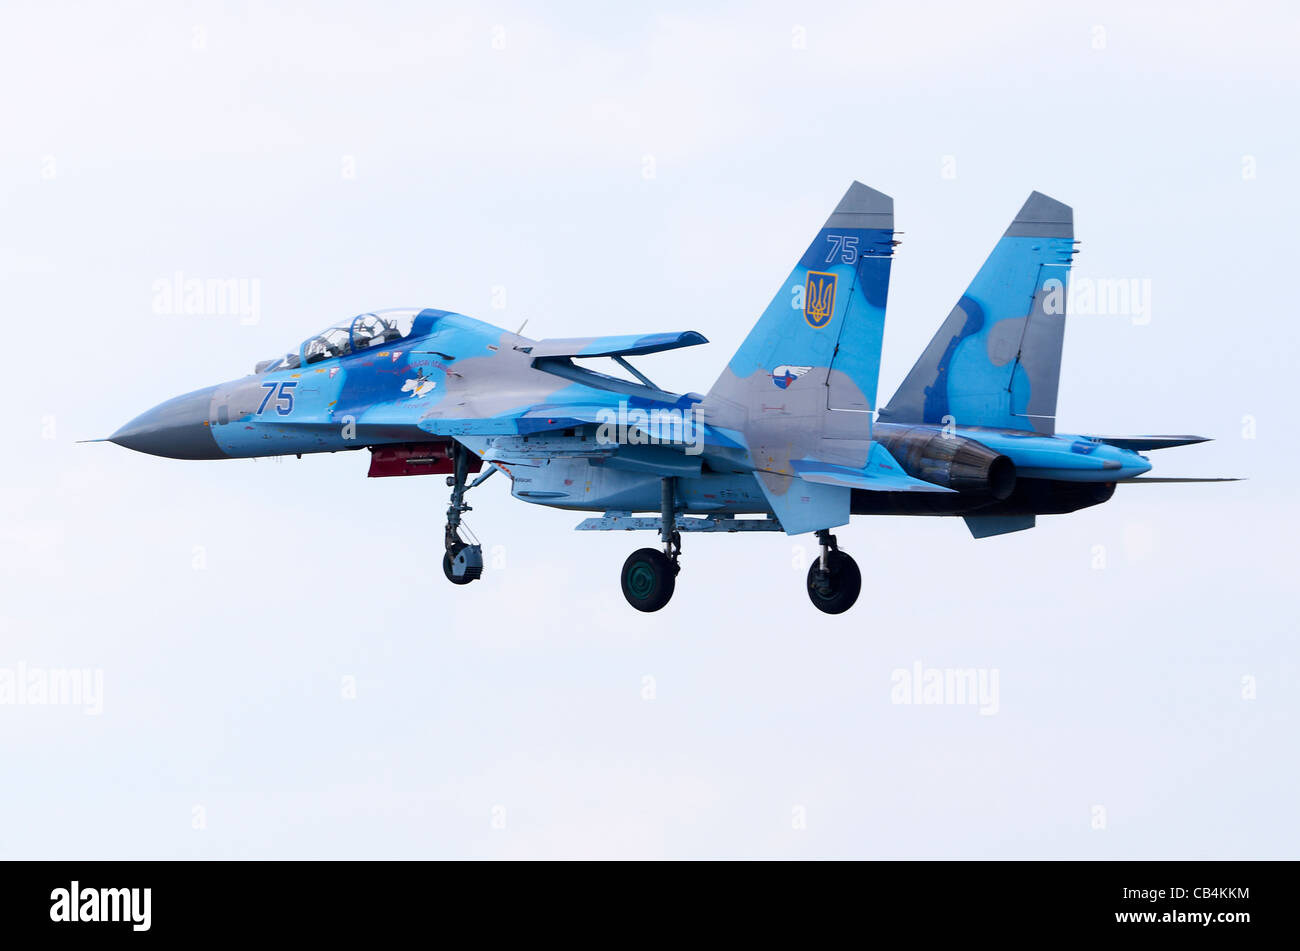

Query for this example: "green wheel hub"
[620,548,676,612]
[626,560,656,599]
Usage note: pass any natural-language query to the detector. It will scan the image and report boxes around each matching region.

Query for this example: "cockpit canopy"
[255,308,422,374]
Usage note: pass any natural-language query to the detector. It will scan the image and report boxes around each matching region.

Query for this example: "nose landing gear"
[806,529,861,615]
[442,444,493,585]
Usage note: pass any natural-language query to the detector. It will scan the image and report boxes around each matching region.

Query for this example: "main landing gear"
[613,481,863,614]
[805,529,861,615]
[443,443,494,585]
[620,478,681,612]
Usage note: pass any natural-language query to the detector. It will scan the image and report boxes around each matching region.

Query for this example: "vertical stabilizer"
[702,181,897,533]
[879,192,1075,434]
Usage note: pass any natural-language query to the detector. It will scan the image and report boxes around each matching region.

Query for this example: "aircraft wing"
[525,331,708,359]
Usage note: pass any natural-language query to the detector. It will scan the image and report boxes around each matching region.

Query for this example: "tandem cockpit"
[253,308,425,374]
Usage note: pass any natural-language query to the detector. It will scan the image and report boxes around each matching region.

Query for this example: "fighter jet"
[101,184,1233,613]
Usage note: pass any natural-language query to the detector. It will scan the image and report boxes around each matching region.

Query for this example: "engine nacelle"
[873,426,1016,499]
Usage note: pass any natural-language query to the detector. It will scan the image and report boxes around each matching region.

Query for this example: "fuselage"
[110,307,1149,520]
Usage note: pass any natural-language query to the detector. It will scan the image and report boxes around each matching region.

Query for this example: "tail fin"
[879,192,1075,434]
[704,181,896,474]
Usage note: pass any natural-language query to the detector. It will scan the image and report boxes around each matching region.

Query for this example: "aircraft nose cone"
[110,385,222,460]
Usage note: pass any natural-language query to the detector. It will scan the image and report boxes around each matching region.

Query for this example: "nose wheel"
[806,530,861,615]
[443,542,482,585]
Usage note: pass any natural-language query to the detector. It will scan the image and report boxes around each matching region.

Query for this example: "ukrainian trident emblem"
[803,271,837,328]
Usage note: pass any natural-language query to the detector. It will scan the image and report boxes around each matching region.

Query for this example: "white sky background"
[1,0,1296,858]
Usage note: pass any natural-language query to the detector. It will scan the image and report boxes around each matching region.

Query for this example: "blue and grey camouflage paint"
[106,183,1216,549]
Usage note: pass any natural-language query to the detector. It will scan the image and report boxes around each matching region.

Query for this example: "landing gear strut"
[806,529,861,615]
[620,478,681,612]
[442,443,484,585]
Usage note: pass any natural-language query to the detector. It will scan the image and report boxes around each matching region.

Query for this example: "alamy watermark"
[0,663,103,715]
[1045,276,1152,325]
[50,881,150,931]
[595,401,705,455]
[152,271,261,325]
[891,662,999,716]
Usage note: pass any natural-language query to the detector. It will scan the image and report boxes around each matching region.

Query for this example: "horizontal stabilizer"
[790,444,955,493]
[1115,477,1242,483]
[964,514,1036,538]
[1087,435,1210,451]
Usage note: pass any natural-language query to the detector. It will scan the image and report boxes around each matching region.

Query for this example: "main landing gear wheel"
[806,532,861,615]
[621,548,678,612]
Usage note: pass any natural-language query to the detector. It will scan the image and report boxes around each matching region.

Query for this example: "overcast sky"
[1,0,1295,858]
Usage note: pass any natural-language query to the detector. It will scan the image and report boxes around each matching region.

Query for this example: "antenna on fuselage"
[514,319,529,336]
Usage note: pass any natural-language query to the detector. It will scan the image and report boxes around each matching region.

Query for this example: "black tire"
[806,550,861,615]
[443,549,475,585]
[621,548,677,612]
